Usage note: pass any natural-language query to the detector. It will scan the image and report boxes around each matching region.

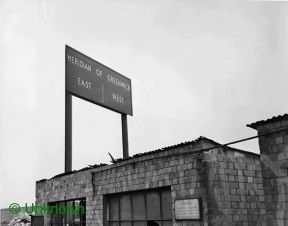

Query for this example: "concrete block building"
[248,114,288,225]
[36,137,266,226]
[34,114,288,226]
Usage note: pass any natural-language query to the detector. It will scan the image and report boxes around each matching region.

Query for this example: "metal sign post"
[65,45,133,172]
[121,114,129,159]
[65,91,72,172]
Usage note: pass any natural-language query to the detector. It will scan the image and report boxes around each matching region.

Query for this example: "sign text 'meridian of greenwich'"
[65,45,133,115]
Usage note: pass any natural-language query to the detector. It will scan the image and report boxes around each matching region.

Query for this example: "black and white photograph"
[1,0,288,225]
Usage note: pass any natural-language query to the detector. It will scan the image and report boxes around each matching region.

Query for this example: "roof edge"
[247,114,288,129]
[35,136,259,182]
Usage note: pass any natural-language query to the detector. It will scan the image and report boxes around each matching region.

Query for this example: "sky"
[0,0,288,208]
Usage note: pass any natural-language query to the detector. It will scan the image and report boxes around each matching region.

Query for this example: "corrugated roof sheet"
[37,136,210,181]
[37,136,258,182]
[247,114,288,129]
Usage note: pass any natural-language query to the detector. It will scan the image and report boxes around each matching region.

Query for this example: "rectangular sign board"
[175,199,201,220]
[65,45,133,115]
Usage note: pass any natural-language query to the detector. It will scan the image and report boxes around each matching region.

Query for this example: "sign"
[175,199,201,220]
[65,45,133,115]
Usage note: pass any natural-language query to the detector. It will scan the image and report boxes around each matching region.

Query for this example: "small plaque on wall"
[175,198,201,220]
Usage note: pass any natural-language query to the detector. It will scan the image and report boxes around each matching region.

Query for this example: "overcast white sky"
[0,0,288,208]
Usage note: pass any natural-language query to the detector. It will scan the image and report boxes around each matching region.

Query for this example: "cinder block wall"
[36,140,207,226]
[36,166,98,225]
[248,115,288,226]
[92,147,208,226]
[203,148,266,226]
[36,138,265,226]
